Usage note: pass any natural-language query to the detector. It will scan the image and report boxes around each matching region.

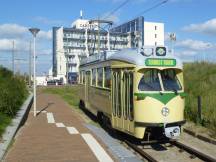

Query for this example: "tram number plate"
[164,126,180,138]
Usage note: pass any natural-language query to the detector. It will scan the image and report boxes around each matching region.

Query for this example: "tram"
[78,47,186,140]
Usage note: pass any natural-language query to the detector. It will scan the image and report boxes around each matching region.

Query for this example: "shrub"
[0,66,28,117]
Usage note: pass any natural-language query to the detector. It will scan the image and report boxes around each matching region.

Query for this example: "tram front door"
[112,70,134,133]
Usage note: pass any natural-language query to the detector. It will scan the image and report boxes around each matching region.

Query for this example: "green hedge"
[0,67,28,117]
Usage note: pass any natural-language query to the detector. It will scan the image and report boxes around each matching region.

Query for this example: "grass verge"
[42,86,100,127]
[184,62,216,138]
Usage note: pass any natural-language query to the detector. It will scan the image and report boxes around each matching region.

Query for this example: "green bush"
[184,62,216,135]
[0,66,28,117]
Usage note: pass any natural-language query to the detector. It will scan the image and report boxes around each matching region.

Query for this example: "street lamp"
[29,28,40,117]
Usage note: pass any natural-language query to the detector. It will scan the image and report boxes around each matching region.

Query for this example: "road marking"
[30,110,47,113]
[66,127,79,134]
[81,133,113,162]
[47,113,55,123]
[56,123,65,127]
[36,110,47,113]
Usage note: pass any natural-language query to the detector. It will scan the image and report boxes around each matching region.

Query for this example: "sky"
[0,0,215,75]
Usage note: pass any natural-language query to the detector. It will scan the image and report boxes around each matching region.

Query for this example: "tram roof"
[107,48,183,69]
[80,47,183,69]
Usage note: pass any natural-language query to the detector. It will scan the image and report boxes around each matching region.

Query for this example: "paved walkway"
[3,91,115,162]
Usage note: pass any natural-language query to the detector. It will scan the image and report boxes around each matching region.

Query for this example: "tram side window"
[117,72,121,117]
[79,71,82,84]
[97,68,103,87]
[92,69,96,86]
[82,71,85,84]
[112,72,117,116]
[104,67,111,88]
[129,72,134,120]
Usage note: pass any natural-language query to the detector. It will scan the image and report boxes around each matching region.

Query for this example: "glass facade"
[110,16,144,46]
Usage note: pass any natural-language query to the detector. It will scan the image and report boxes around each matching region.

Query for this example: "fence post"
[197,96,202,122]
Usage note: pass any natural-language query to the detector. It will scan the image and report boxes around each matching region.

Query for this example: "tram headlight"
[161,107,169,117]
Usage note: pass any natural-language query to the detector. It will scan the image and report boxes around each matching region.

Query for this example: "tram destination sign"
[145,58,176,67]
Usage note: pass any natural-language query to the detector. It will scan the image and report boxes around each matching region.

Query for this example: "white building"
[52,15,164,83]
[36,76,47,86]
[144,21,164,46]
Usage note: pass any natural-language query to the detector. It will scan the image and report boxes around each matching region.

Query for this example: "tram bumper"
[134,120,186,139]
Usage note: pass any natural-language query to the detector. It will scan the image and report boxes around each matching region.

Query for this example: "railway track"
[125,140,216,162]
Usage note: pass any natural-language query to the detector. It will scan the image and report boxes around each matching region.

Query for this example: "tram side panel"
[88,86,111,117]
[78,68,112,119]
[78,84,85,105]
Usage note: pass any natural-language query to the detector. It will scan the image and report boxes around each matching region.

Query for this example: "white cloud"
[0,38,51,57]
[175,50,197,57]
[0,39,29,51]
[0,23,52,41]
[0,24,28,38]
[37,30,52,40]
[0,23,52,74]
[34,16,64,25]
[182,18,216,35]
[175,39,215,51]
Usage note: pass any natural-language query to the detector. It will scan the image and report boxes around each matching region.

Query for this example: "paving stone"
[4,92,115,162]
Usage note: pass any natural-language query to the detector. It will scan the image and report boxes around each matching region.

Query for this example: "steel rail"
[171,141,216,162]
[125,140,158,162]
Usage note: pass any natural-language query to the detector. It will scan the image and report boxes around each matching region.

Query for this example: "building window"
[155,34,157,38]
[97,68,103,87]
[92,69,96,86]
[155,26,157,30]
[104,67,111,88]
[155,42,157,46]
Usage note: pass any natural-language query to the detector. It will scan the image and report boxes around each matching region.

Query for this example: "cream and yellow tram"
[78,47,186,139]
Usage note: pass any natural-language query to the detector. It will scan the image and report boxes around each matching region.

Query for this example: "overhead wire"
[101,0,131,29]
[103,0,169,30]
[134,0,169,17]
[103,0,131,20]
[88,0,131,54]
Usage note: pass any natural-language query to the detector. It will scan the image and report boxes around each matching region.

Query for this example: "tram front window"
[138,69,182,92]
[161,69,182,91]
[138,69,161,91]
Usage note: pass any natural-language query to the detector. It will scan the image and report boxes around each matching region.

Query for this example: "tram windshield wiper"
[159,91,163,95]
[172,88,178,95]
